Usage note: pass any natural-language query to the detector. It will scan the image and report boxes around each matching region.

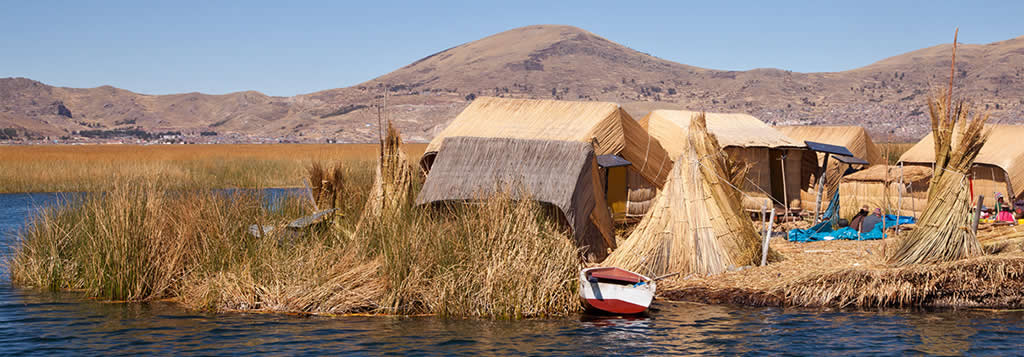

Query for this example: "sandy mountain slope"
[3,25,1022,142]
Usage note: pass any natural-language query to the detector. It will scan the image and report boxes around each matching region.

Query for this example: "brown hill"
[2,25,1023,143]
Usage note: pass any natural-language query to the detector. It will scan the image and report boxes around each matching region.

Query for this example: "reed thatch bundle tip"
[604,112,766,277]
[888,89,990,266]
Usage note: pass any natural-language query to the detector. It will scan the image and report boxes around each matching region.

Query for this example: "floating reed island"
[9,124,583,319]
[655,36,1024,308]
[11,34,1024,316]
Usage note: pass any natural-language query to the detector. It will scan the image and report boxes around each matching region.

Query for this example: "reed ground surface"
[0,144,427,193]
[661,223,1024,309]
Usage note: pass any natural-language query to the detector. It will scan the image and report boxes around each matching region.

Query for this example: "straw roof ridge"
[843,165,933,183]
[899,124,1024,197]
[777,125,884,165]
[423,96,673,187]
[641,109,805,157]
[425,96,622,155]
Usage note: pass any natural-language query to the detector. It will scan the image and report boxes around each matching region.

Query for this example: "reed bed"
[660,237,1024,308]
[0,143,427,193]
[8,162,581,318]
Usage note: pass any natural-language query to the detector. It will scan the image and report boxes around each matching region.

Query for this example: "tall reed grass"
[8,163,581,318]
[0,143,426,193]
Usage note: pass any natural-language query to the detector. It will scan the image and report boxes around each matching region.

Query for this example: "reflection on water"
[2,192,1024,355]
[910,313,978,355]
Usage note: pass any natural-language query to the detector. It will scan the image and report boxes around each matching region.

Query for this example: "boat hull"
[579,268,655,315]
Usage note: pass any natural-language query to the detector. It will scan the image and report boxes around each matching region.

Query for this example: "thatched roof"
[777,126,884,165]
[640,110,804,156]
[899,124,1024,197]
[603,113,764,277]
[843,165,933,183]
[422,97,672,187]
[415,136,615,260]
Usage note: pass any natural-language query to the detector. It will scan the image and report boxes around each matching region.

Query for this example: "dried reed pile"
[307,161,345,209]
[660,237,1024,308]
[359,123,415,223]
[887,90,990,266]
[603,112,764,277]
[782,254,1024,308]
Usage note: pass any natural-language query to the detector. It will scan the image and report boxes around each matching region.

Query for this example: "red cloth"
[997,211,1015,222]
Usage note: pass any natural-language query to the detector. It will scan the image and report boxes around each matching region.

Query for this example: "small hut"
[899,124,1024,203]
[839,165,932,218]
[641,110,810,211]
[777,125,885,211]
[415,137,615,261]
[421,97,673,221]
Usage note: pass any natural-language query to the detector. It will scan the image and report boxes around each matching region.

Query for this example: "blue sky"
[1,0,1020,96]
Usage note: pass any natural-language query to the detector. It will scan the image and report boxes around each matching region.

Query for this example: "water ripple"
[3,192,1024,355]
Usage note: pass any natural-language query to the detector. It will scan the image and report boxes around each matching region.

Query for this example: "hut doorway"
[597,155,633,222]
[769,149,786,204]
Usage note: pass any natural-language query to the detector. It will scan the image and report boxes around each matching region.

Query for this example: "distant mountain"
[3,25,1023,143]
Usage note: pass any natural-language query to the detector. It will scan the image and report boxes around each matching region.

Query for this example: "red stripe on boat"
[584,298,648,314]
[587,267,643,283]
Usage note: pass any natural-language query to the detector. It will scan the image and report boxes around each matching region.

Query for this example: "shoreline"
[658,236,1024,309]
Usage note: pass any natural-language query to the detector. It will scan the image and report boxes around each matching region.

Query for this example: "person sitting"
[859,208,884,234]
[996,194,1015,223]
[849,205,869,232]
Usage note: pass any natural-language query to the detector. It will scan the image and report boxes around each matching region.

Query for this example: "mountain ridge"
[3,24,1023,143]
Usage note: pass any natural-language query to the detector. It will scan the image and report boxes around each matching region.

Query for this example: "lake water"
[2,192,1023,355]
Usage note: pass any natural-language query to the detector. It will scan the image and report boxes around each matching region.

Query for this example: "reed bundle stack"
[307,161,345,210]
[604,112,763,276]
[888,90,990,266]
[359,123,415,223]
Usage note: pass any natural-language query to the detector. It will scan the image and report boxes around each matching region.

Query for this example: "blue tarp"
[788,215,916,242]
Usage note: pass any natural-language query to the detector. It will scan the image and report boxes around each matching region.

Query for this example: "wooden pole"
[761,209,776,266]
[781,152,789,220]
[973,195,984,235]
[896,162,904,234]
[761,200,767,231]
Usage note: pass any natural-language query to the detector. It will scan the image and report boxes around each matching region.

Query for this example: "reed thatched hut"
[839,165,932,218]
[899,124,1024,203]
[640,110,810,211]
[415,136,616,261]
[777,125,885,211]
[421,97,673,221]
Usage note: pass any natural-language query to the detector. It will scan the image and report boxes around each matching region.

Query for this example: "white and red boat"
[579,267,656,315]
